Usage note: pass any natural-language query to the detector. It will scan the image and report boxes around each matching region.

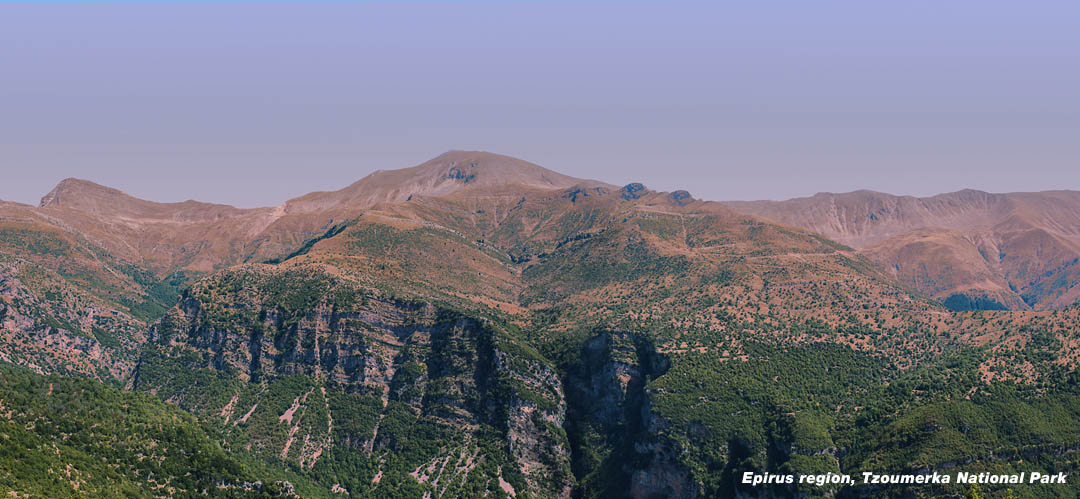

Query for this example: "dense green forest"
[0,365,294,497]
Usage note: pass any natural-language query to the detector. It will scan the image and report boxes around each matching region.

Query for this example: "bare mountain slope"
[727,189,1080,310]
[40,178,264,222]
[35,179,280,272]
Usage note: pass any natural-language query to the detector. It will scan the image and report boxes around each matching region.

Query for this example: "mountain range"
[1,151,1078,498]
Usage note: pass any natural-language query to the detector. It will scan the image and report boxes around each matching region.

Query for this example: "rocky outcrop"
[669,190,693,206]
[576,332,661,425]
[620,183,646,200]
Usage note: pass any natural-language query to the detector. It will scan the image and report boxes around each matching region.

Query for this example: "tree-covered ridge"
[644,342,1080,498]
[0,364,295,497]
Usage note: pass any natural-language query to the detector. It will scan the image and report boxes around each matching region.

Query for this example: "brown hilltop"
[39,178,262,222]
[727,189,1080,310]
[32,178,278,272]
[249,150,616,266]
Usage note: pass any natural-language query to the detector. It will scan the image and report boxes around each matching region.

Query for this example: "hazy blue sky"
[1,1,1077,207]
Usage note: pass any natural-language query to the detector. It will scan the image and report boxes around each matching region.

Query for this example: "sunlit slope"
[728,189,1080,311]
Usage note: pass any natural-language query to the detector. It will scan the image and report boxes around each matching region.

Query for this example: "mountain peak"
[283,150,614,214]
[39,178,137,210]
[405,150,598,190]
[38,177,257,224]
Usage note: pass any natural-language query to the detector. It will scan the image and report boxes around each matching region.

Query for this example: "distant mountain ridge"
[7,151,611,273]
[36,150,609,218]
[4,151,1080,497]
[9,155,1080,311]
[726,189,1080,310]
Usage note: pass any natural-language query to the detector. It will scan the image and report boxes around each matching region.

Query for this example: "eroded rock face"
[578,332,652,425]
[168,293,434,393]
[122,266,704,497]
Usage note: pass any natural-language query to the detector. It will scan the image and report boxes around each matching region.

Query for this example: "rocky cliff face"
[132,266,706,498]
[133,263,573,497]
[562,331,698,499]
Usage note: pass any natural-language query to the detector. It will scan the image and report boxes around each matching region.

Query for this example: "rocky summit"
[1,152,1078,498]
